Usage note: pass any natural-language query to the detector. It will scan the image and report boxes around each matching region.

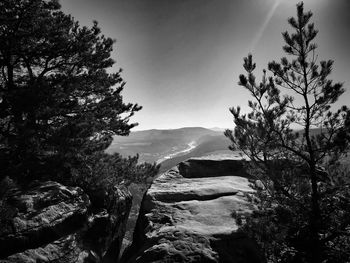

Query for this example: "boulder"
[122,157,264,263]
[0,181,132,263]
[178,158,250,178]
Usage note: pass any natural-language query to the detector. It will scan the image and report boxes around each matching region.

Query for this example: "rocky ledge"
[0,181,132,263]
[122,157,264,263]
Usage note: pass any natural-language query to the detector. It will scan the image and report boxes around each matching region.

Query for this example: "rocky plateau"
[122,157,264,263]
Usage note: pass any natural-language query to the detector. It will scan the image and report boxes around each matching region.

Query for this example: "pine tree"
[225,2,350,262]
[0,0,141,183]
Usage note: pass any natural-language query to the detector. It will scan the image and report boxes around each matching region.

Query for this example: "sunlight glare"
[250,0,282,52]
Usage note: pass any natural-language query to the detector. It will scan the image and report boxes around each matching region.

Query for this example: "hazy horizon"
[61,0,350,131]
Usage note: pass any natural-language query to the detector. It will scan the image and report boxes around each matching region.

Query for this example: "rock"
[178,158,250,178]
[2,235,91,263]
[0,181,132,263]
[122,157,264,263]
[0,181,89,260]
[89,186,133,263]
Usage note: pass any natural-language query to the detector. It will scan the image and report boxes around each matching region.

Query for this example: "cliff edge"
[122,157,264,263]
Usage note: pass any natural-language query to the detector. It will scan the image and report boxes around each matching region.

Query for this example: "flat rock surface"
[149,173,252,200]
[122,158,264,263]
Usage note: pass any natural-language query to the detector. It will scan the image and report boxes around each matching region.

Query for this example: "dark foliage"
[226,2,350,262]
[73,152,159,209]
[0,0,144,186]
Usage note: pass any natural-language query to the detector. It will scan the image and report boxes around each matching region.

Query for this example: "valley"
[106,127,233,169]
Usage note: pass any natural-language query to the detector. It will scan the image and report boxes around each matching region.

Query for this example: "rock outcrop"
[0,181,132,263]
[122,157,264,263]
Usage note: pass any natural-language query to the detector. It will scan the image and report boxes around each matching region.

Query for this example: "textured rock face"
[122,157,264,263]
[0,181,132,263]
[178,158,250,178]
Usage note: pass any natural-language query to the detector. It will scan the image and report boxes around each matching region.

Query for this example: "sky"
[60,0,350,130]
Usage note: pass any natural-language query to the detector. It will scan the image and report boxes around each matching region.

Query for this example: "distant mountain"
[209,127,227,132]
[106,127,227,164]
[106,127,329,166]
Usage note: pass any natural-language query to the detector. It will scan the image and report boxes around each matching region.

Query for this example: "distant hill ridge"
[106,127,229,164]
[106,126,326,166]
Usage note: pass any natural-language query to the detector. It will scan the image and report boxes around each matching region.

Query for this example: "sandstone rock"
[0,181,132,263]
[0,181,89,259]
[122,157,264,263]
[90,187,133,262]
[2,235,91,263]
[178,158,250,178]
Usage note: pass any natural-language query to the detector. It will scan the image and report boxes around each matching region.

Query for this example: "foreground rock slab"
[122,158,264,263]
[0,181,132,263]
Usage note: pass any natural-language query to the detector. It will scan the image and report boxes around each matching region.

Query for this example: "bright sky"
[60,0,350,130]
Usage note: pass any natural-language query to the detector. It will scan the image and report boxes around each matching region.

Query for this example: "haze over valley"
[107,127,235,172]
